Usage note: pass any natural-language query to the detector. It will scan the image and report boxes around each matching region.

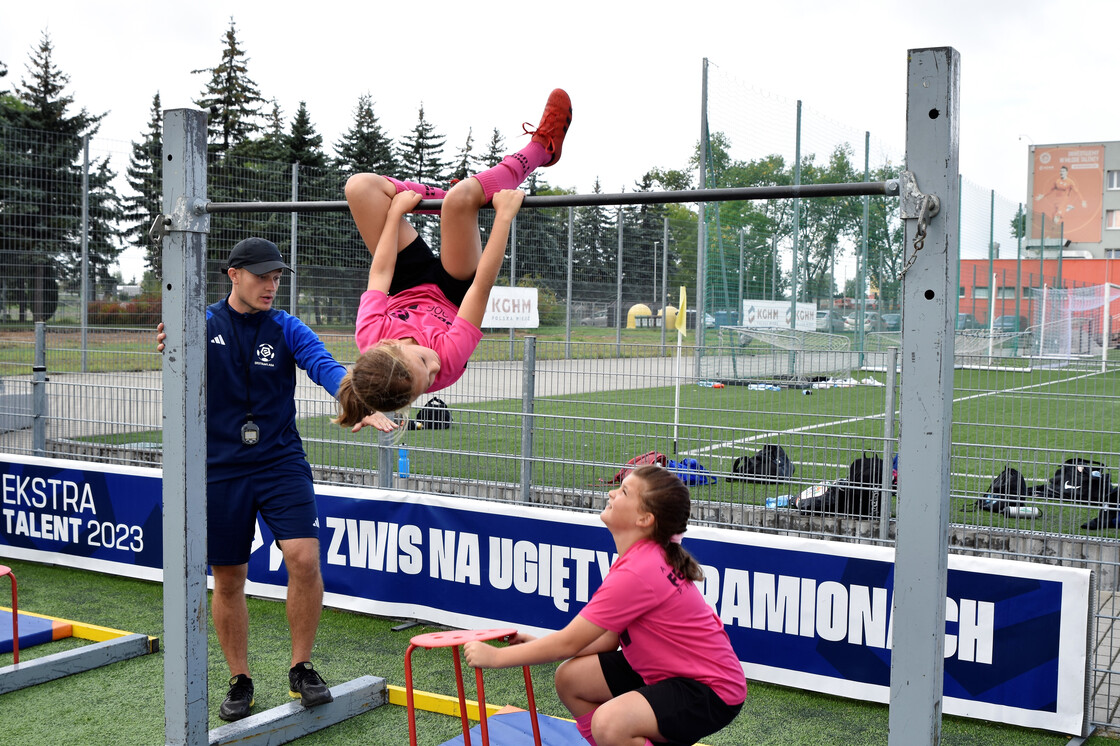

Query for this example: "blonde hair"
[631,464,703,582]
[334,342,417,427]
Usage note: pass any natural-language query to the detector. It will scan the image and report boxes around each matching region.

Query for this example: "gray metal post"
[566,207,574,359]
[988,189,996,314]
[737,230,745,325]
[289,163,299,313]
[788,101,802,380]
[32,322,46,457]
[661,218,669,348]
[879,345,898,542]
[80,136,89,373]
[695,58,709,378]
[520,336,536,503]
[790,101,801,323]
[1015,205,1023,325]
[771,235,778,301]
[888,47,960,746]
[616,210,623,355]
[861,131,870,366]
[378,429,393,489]
[509,216,517,357]
[161,108,211,746]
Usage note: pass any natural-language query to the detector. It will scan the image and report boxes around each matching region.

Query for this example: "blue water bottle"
[398,448,410,478]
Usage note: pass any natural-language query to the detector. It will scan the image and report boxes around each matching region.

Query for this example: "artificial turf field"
[0,558,1114,745]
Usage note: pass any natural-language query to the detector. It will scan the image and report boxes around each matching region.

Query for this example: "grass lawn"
[0,559,1110,745]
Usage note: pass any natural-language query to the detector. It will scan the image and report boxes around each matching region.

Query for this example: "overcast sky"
[4,0,1119,280]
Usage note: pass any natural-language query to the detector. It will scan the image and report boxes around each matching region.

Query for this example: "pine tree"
[477,127,507,169]
[397,104,448,184]
[231,99,287,163]
[334,93,396,176]
[192,18,265,154]
[574,179,616,304]
[449,127,475,182]
[123,93,163,274]
[1,31,115,321]
[285,101,326,168]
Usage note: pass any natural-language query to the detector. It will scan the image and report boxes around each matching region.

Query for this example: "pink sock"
[385,177,446,214]
[575,710,598,746]
[385,176,447,200]
[472,141,550,201]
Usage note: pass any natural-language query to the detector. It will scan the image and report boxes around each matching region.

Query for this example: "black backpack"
[729,444,795,483]
[408,397,452,430]
[976,467,1030,512]
[1081,481,1120,530]
[1036,458,1111,503]
[798,454,884,518]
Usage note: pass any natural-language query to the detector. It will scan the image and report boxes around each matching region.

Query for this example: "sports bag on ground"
[797,454,884,518]
[976,466,1030,512]
[729,444,795,483]
[408,397,452,430]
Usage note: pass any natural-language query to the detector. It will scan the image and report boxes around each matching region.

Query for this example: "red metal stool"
[0,564,17,664]
[404,628,542,746]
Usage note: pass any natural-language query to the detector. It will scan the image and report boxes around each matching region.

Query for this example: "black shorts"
[599,650,742,746]
[388,235,474,308]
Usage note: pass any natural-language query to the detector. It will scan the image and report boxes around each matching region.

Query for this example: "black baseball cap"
[225,237,294,274]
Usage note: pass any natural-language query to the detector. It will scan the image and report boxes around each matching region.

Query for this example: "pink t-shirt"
[579,538,746,706]
[354,285,484,392]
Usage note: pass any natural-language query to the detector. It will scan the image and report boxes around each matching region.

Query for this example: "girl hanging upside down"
[333,89,572,427]
[464,465,746,746]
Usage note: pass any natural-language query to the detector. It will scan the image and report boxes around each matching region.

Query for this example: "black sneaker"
[289,661,334,707]
[219,674,254,722]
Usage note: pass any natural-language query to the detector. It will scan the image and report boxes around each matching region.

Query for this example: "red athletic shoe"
[523,88,572,167]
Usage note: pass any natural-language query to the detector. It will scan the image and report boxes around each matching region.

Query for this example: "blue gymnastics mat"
[439,710,585,746]
[0,609,72,654]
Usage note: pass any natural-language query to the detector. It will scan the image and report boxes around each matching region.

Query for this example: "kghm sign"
[481,287,538,328]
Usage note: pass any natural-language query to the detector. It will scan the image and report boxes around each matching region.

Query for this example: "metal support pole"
[1058,222,1065,289]
[695,58,709,379]
[879,345,898,542]
[32,322,46,457]
[771,235,778,301]
[988,189,995,310]
[289,163,299,313]
[737,230,745,325]
[1016,205,1023,326]
[888,46,960,746]
[378,429,393,489]
[80,136,89,373]
[616,210,623,355]
[510,216,517,358]
[791,100,802,324]
[520,336,536,503]
[565,207,574,359]
[661,218,669,349]
[861,131,870,366]
[161,108,211,746]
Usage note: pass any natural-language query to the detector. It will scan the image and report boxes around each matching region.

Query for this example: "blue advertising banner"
[0,455,1090,734]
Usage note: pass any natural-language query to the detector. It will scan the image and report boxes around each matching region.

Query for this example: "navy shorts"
[598,650,742,746]
[388,235,473,308]
[207,460,319,565]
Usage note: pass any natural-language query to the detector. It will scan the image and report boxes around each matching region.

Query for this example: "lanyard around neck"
[224,303,264,419]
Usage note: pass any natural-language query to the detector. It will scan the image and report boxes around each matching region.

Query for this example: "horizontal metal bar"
[201,180,899,214]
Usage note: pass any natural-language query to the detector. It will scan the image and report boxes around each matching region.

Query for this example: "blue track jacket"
[205,298,347,481]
